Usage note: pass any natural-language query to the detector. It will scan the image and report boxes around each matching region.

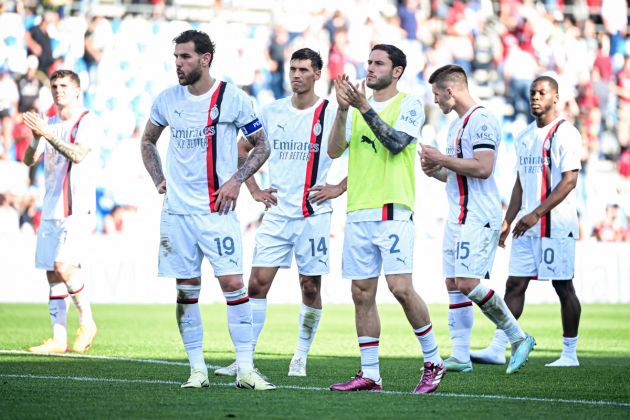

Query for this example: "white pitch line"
[2,350,629,408]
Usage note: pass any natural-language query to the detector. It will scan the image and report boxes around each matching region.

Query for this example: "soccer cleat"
[28,338,68,353]
[214,360,238,377]
[414,362,446,394]
[545,356,579,367]
[288,356,307,377]
[470,347,506,365]
[72,322,97,353]
[181,369,210,388]
[236,368,276,391]
[329,371,383,392]
[506,334,536,374]
[444,356,473,373]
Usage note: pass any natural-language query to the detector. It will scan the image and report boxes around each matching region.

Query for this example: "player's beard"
[179,63,203,86]
[366,72,393,91]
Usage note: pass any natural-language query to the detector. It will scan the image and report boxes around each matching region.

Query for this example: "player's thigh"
[295,213,331,276]
[158,211,203,279]
[508,235,539,278]
[342,221,381,280]
[252,215,293,269]
[378,219,414,275]
[35,219,61,270]
[36,217,92,270]
[454,222,499,279]
[538,237,575,280]
[196,212,243,277]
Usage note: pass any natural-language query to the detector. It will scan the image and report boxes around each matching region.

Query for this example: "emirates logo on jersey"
[210,105,219,120]
[313,121,322,137]
[203,125,216,137]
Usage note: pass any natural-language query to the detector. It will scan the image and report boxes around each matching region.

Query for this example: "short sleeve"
[149,91,168,127]
[393,95,424,140]
[469,112,500,151]
[556,124,581,173]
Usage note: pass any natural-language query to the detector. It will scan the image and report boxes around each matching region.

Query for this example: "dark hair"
[290,48,323,71]
[173,30,216,65]
[50,69,80,88]
[428,64,468,87]
[531,75,559,93]
[371,44,407,75]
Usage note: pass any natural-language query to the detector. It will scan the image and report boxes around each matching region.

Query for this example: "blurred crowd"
[0,0,629,241]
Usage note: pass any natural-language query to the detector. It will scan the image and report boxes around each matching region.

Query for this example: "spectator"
[17,55,44,114]
[592,203,627,242]
[24,11,57,76]
[0,64,19,160]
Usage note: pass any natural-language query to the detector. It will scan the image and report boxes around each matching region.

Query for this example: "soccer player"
[471,76,582,367]
[23,69,100,354]
[214,48,346,378]
[420,64,535,374]
[327,44,446,394]
[140,30,275,390]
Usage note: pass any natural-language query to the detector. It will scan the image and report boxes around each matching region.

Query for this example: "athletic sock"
[448,291,473,362]
[250,297,267,352]
[467,284,526,344]
[224,288,254,375]
[66,272,93,325]
[295,304,322,359]
[414,323,442,365]
[358,336,380,381]
[176,284,206,373]
[49,282,68,343]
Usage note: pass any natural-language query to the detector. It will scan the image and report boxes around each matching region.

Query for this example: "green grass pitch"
[1,303,629,418]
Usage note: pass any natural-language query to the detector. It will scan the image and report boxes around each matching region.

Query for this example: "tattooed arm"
[140,119,166,193]
[214,128,270,214]
[238,137,277,208]
[360,108,415,154]
[23,111,91,164]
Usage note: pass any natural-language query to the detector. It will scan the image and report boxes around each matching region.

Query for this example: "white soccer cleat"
[214,360,237,377]
[470,347,506,365]
[181,369,210,388]
[288,356,307,377]
[236,368,276,391]
[545,356,579,367]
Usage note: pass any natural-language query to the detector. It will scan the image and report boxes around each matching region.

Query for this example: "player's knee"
[300,280,320,301]
[388,283,413,304]
[505,276,526,296]
[552,280,577,300]
[52,262,73,280]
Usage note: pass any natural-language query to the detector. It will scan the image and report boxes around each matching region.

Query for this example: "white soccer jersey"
[150,81,262,215]
[444,105,502,228]
[261,97,336,218]
[41,110,101,220]
[514,118,581,238]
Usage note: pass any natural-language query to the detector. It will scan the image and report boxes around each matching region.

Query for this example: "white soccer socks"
[295,304,322,360]
[546,336,579,367]
[49,281,69,343]
[448,291,474,362]
[224,288,254,375]
[358,336,380,381]
[414,323,442,365]
[250,297,267,352]
[176,284,206,375]
[66,272,94,325]
[467,284,526,344]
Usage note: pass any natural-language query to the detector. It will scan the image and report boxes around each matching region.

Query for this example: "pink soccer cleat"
[414,362,446,394]
[329,371,383,392]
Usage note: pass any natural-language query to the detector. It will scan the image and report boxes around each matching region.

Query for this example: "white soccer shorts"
[342,219,414,280]
[158,210,243,278]
[252,212,331,276]
[35,216,94,270]
[442,221,500,279]
[509,235,576,280]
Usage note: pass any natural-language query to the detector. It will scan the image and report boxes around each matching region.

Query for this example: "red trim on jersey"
[449,301,473,309]
[540,120,564,238]
[359,341,379,348]
[49,294,69,300]
[62,111,89,217]
[415,324,433,337]
[381,203,394,220]
[455,106,483,224]
[301,100,329,217]
[205,82,227,213]
[226,296,250,306]
[478,289,495,306]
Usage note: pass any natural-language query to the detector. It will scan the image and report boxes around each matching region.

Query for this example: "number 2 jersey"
[444,105,502,228]
[150,81,263,214]
[514,117,581,238]
[260,96,336,219]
